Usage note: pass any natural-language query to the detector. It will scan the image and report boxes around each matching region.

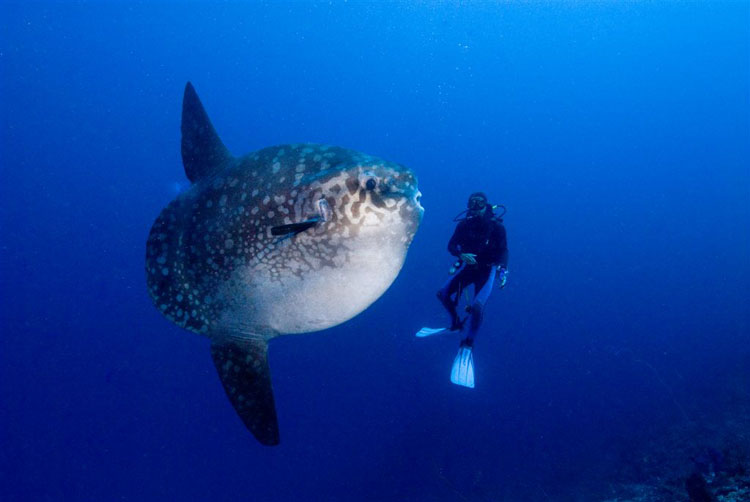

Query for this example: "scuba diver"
[416,192,508,388]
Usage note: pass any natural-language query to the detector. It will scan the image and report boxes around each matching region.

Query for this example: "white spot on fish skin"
[252,189,259,197]
[161,267,169,276]
[251,207,259,215]
[272,162,281,174]
[263,195,270,205]
[225,239,234,249]
[267,211,275,218]
[274,195,286,204]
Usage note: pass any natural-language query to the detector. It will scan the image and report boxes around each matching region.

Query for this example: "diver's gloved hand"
[497,267,508,288]
[460,253,477,265]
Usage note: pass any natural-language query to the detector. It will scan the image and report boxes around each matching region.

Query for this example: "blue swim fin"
[416,317,466,338]
[415,327,448,337]
[450,344,475,388]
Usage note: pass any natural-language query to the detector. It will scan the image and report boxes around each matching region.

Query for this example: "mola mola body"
[146,83,423,445]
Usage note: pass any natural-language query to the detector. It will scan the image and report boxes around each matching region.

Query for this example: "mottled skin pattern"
[146,143,422,340]
[145,83,422,445]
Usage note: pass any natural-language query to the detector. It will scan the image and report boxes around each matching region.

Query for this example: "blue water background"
[1,2,748,500]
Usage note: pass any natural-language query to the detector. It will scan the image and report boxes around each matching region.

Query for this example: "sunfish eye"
[365,178,377,191]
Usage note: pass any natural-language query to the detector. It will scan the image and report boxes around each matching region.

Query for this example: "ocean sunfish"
[145,83,423,445]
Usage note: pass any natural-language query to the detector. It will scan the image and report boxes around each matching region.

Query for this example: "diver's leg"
[464,267,497,345]
[437,270,465,330]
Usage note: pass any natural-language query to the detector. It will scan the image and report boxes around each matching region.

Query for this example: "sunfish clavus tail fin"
[181,82,234,183]
[210,339,280,446]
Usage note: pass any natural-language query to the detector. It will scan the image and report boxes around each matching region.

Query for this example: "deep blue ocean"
[2,2,748,501]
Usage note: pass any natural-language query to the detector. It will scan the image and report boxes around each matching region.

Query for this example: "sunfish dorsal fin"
[210,338,280,445]
[181,82,233,183]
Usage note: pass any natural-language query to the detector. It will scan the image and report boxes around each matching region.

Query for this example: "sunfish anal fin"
[210,339,280,446]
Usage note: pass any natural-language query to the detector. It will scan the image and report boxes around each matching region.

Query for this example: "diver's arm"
[447,223,465,257]
[496,224,508,269]
[493,224,509,287]
[486,223,508,268]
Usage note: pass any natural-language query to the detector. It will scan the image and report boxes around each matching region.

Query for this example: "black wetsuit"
[437,210,508,344]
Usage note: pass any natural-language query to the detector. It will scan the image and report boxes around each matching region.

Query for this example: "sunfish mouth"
[414,190,423,212]
[386,184,423,211]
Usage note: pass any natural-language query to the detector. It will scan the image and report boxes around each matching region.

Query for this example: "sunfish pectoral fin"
[270,218,319,237]
[270,198,331,238]
[210,338,280,446]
